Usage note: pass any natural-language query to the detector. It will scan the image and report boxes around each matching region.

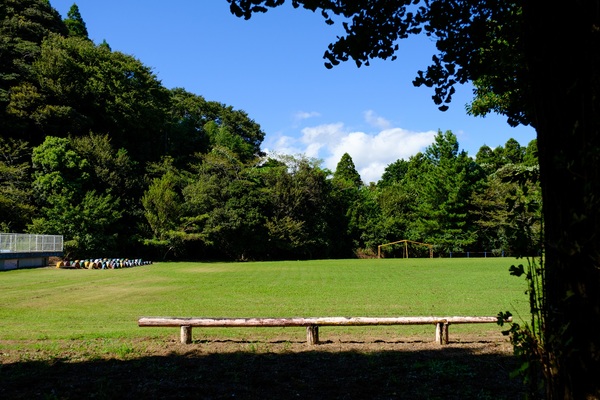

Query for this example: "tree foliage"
[409,130,483,252]
[0,0,67,135]
[29,136,122,257]
[0,137,35,231]
[142,170,187,259]
[260,155,335,259]
[167,88,265,166]
[28,33,169,158]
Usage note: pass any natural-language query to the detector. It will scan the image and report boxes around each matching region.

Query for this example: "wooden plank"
[443,316,505,324]
[139,316,511,346]
[138,316,510,327]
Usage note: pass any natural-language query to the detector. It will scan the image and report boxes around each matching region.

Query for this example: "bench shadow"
[194,338,497,345]
[0,347,525,399]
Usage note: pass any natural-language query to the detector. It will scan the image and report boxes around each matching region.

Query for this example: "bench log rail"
[138,316,511,345]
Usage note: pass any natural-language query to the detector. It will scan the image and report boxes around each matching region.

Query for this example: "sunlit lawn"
[0,258,529,342]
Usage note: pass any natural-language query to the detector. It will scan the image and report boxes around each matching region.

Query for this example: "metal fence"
[0,233,63,253]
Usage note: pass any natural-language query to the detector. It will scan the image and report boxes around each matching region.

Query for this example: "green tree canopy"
[0,138,35,231]
[167,88,265,165]
[7,33,169,158]
[142,170,187,259]
[0,0,68,135]
[181,147,266,260]
[475,144,502,174]
[378,159,409,187]
[29,136,122,257]
[258,154,335,259]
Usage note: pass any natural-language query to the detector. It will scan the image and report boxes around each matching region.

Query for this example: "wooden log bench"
[138,316,511,345]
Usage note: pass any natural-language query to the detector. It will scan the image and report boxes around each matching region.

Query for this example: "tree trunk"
[523,1,600,398]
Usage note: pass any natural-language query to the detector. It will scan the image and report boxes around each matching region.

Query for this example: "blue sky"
[50,1,536,183]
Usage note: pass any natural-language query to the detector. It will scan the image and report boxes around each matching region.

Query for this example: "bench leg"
[435,322,449,345]
[181,325,192,344]
[306,325,319,345]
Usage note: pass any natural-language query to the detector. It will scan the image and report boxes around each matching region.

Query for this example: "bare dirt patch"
[0,334,525,399]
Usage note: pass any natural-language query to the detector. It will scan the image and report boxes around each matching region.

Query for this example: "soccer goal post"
[377,240,433,259]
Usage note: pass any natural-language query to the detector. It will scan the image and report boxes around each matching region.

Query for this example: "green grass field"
[0,258,530,343]
[1,258,530,399]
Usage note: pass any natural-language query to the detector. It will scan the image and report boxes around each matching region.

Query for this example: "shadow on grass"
[1,345,524,399]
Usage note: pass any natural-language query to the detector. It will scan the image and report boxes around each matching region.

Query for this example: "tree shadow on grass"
[0,345,525,399]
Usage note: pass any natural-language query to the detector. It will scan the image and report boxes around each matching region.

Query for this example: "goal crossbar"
[377,240,433,258]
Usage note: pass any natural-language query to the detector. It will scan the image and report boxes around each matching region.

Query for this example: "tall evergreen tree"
[332,153,362,188]
[64,4,89,39]
[412,130,483,252]
[330,153,362,254]
[503,138,524,164]
[475,144,501,173]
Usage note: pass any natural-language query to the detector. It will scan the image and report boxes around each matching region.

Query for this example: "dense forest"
[0,0,540,261]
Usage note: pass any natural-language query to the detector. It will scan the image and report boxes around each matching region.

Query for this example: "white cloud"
[326,127,436,183]
[268,134,303,156]
[304,142,324,158]
[364,110,392,130]
[293,111,321,122]
[300,123,344,145]
[267,117,436,184]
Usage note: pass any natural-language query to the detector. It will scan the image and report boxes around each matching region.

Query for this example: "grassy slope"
[0,258,530,341]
